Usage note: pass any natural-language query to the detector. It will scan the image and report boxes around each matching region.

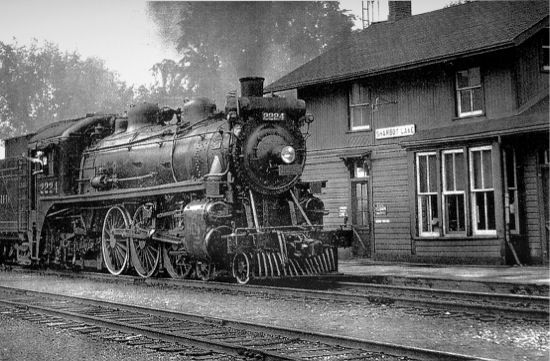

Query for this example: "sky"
[0,1,447,88]
[0,0,449,157]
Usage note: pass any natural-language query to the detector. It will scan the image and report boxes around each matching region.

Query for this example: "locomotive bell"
[240,77,264,97]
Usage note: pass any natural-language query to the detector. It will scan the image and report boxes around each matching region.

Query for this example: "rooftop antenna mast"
[362,0,379,29]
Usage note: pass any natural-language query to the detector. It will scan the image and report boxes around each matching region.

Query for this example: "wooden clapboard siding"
[415,240,502,257]
[371,147,411,254]
[516,33,549,108]
[302,153,349,230]
[299,86,349,152]
[522,148,542,257]
[483,53,515,119]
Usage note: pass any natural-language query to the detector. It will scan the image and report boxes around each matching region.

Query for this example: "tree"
[147,1,356,105]
[0,39,135,139]
[445,0,475,7]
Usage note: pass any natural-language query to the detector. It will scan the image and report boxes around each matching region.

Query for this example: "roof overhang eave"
[266,42,517,93]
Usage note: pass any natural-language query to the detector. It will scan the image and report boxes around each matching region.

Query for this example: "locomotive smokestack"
[240,77,264,97]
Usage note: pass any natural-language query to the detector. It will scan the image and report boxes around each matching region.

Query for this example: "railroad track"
[4,267,549,320]
[0,285,495,361]
[273,278,550,320]
[56,270,550,318]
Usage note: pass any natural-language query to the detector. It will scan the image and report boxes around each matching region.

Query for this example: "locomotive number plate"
[262,112,286,121]
[278,163,302,176]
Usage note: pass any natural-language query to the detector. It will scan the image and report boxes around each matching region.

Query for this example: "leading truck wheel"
[232,252,251,284]
[102,206,131,276]
[130,205,160,278]
[162,244,193,279]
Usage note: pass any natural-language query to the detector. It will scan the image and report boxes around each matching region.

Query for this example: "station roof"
[400,95,549,148]
[265,1,549,93]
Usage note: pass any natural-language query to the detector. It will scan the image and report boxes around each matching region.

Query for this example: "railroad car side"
[0,135,33,265]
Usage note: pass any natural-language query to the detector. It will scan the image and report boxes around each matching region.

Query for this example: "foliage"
[147,1,356,105]
[445,0,475,7]
[0,40,135,139]
[0,2,356,140]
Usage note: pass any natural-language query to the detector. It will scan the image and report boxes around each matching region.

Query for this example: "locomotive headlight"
[280,146,296,164]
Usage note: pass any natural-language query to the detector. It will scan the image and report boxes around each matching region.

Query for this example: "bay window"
[470,146,495,235]
[416,145,500,238]
[416,152,439,236]
[442,150,466,234]
[504,149,519,234]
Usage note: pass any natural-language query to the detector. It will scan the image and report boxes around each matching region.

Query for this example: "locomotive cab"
[28,114,116,197]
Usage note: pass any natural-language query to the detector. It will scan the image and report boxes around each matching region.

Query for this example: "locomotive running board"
[38,179,206,204]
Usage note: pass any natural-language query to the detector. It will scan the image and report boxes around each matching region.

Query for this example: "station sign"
[375,124,415,139]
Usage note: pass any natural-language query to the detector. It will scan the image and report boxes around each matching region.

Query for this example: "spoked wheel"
[162,244,193,279]
[232,252,251,284]
[102,206,131,276]
[130,205,160,278]
[195,262,213,281]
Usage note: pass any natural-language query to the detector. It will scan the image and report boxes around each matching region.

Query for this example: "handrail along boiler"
[0,77,347,283]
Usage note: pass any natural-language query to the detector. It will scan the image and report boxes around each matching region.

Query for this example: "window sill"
[346,129,372,134]
[452,113,486,121]
[413,235,498,241]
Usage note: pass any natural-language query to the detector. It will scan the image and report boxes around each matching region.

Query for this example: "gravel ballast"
[0,272,547,361]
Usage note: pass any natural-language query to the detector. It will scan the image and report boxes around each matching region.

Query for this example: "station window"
[469,146,495,235]
[442,150,466,235]
[415,146,497,238]
[416,152,439,236]
[349,158,370,228]
[349,83,371,131]
[504,149,520,234]
[456,67,484,118]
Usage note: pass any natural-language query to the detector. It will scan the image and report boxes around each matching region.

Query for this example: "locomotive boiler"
[0,77,347,284]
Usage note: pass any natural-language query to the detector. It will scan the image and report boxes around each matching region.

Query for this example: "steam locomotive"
[0,77,347,284]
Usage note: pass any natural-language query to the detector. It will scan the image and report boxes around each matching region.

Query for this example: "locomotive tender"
[0,77,346,284]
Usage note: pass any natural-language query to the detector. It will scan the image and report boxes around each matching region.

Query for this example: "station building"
[266,1,549,265]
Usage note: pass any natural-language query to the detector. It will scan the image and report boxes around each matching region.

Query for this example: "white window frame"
[469,146,496,236]
[442,149,467,235]
[456,67,483,118]
[349,83,371,131]
[504,149,520,234]
[416,152,439,237]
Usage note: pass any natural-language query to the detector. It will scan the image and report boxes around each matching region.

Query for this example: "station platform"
[337,259,550,295]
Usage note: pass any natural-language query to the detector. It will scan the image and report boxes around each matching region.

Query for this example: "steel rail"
[6,268,549,319]
[74,269,550,319]
[0,285,496,361]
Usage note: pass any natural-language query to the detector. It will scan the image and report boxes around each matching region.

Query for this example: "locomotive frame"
[0,77,350,284]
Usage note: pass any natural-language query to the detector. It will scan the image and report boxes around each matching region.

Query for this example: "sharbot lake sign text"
[375,124,415,139]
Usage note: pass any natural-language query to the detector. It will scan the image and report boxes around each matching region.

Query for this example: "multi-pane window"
[349,83,371,131]
[504,149,519,234]
[351,159,369,227]
[456,67,484,117]
[470,146,495,235]
[416,146,501,238]
[442,150,466,234]
[416,152,439,236]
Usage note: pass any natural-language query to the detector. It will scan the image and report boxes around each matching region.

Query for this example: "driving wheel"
[101,206,131,275]
[130,205,160,278]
